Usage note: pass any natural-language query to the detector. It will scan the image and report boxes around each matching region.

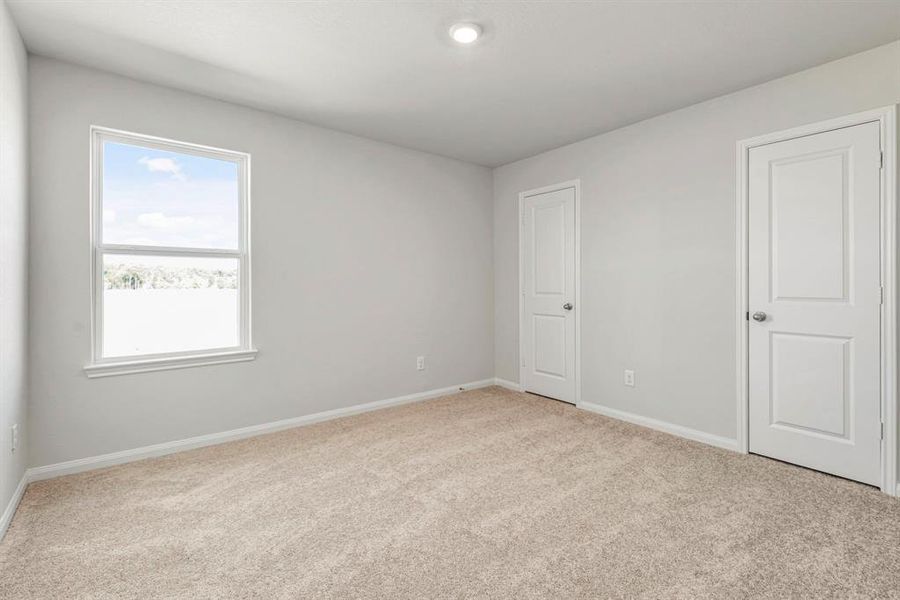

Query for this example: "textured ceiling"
[8,1,900,166]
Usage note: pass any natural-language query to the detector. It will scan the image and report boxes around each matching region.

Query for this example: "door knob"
[563,303,573,311]
[752,311,767,322]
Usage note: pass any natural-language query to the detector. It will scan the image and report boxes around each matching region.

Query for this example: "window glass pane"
[102,141,239,249]
[102,254,239,358]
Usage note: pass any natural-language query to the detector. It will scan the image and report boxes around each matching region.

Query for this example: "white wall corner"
[0,473,28,541]
[493,378,523,392]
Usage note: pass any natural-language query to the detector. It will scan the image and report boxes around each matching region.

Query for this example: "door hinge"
[880,151,884,170]
[880,286,884,305]
[745,311,749,321]
[881,421,884,440]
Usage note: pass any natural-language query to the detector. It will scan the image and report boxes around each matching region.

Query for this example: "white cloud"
[136,212,197,231]
[103,178,239,248]
[138,156,186,180]
[103,209,116,224]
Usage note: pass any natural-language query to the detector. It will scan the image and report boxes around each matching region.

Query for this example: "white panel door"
[522,186,576,403]
[749,121,882,486]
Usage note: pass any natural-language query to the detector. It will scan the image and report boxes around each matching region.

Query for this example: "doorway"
[736,107,897,494]
[519,181,581,404]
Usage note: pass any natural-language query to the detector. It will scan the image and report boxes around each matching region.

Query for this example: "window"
[85,127,254,377]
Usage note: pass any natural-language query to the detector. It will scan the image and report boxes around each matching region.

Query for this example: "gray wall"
[0,0,28,508]
[494,42,900,442]
[28,57,494,468]
[20,39,900,478]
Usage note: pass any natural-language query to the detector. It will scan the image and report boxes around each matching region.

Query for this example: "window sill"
[84,349,258,378]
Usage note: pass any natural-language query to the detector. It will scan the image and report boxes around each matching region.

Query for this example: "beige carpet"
[2,386,900,599]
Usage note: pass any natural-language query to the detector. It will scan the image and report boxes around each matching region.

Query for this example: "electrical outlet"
[624,370,635,387]
[11,424,18,453]
[416,356,425,371]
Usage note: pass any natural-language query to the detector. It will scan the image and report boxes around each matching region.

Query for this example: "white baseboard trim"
[578,401,739,452]
[28,378,495,483]
[493,377,523,391]
[0,473,28,541]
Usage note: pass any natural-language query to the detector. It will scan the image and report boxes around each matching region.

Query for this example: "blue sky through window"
[102,141,239,249]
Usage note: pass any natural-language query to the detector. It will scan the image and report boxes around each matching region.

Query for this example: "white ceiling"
[8,1,900,167]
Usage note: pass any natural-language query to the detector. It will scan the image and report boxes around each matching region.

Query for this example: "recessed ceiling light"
[449,23,481,45]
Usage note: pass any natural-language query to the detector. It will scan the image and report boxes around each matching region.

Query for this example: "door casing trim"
[518,180,582,405]
[735,106,898,496]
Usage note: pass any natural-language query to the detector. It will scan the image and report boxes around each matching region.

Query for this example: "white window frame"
[84,126,256,378]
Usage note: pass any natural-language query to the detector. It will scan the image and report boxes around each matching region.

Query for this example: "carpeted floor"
[2,386,899,599]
